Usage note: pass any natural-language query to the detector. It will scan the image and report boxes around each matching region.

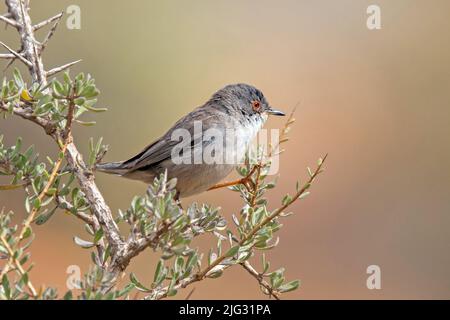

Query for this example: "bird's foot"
[208,164,260,192]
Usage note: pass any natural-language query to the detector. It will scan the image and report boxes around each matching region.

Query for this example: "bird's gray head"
[208,84,285,122]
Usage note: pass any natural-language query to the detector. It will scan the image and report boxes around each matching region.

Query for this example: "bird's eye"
[252,100,261,112]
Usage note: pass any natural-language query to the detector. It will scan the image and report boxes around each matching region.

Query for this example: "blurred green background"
[1,0,450,299]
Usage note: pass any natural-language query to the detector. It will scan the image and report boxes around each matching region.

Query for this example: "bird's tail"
[96,161,129,175]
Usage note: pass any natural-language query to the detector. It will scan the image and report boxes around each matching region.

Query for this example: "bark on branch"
[5,0,46,83]
[3,0,125,272]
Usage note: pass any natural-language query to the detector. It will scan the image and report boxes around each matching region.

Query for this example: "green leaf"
[33,197,41,210]
[116,283,134,298]
[71,188,80,201]
[63,290,73,300]
[19,253,30,266]
[265,182,276,189]
[22,227,32,239]
[52,80,65,97]
[2,275,11,299]
[33,102,53,116]
[174,256,184,275]
[278,279,300,293]
[0,245,8,256]
[166,288,177,297]
[184,252,198,275]
[130,273,151,292]
[269,268,285,289]
[45,188,57,196]
[153,259,164,284]
[63,71,71,85]
[93,229,104,244]
[224,245,239,258]
[282,194,292,206]
[251,207,264,226]
[13,68,24,88]
[75,72,84,82]
[13,137,22,154]
[35,206,58,226]
[167,278,177,296]
[41,195,55,207]
[20,272,29,289]
[84,99,107,112]
[74,97,86,106]
[80,85,99,98]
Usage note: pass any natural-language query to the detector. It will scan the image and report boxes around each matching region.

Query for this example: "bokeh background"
[1,0,450,299]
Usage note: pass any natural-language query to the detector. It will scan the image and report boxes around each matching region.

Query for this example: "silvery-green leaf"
[153,259,164,284]
[93,229,104,244]
[224,245,239,258]
[130,273,151,292]
[278,280,300,293]
[73,236,95,248]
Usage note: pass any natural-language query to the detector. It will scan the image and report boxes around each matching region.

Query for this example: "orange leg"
[208,165,259,192]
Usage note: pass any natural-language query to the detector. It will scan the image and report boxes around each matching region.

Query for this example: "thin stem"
[242,154,327,244]
[240,261,280,300]
[238,109,296,298]
[0,101,55,135]
[15,89,76,244]
[154,155,327,299]
[0,235,38,297]
[17,140,68,245]
[55,196,94,225]
[3,0,124,276]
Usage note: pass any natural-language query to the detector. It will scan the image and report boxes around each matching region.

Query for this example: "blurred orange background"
[1,0,450,299]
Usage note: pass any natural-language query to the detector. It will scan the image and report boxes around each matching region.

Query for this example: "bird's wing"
[122,108,221,171]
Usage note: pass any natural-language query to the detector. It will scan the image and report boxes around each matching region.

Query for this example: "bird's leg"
[208,164,260,192]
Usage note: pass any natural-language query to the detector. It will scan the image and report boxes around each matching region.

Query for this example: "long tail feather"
[96,161,128,175]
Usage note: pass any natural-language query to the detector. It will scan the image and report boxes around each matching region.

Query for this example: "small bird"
[97,84,285,198]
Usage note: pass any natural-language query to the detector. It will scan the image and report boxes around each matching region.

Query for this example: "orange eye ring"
[252,100,261,112]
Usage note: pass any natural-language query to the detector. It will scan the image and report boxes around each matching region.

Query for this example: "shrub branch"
[1,0,125,272]
[151,155,327,299]
[0,0,328,300]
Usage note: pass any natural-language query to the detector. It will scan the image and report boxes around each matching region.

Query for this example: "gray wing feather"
[122,108,221,172]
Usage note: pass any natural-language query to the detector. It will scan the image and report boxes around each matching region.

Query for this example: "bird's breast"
[232,115,266,160]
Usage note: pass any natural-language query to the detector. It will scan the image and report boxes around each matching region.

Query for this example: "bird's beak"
[267,107,285,116]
